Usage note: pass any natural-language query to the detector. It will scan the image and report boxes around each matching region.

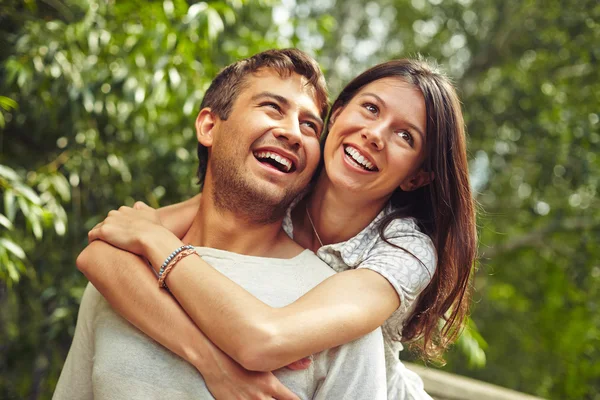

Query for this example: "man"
[54,49,387,399]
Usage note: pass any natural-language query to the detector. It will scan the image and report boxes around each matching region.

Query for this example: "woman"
[84,58,476,399]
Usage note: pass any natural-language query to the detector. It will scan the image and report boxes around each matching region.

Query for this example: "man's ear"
[195,108,217,148]
[399,169,435,192]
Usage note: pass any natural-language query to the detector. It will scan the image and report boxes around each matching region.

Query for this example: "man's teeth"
[345,146,375,171]
[254,151,292,172]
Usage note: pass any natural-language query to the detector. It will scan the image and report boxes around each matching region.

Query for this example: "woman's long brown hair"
[328,58,477,362]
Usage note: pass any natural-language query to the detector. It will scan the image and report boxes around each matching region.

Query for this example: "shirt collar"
[284,200,395,267]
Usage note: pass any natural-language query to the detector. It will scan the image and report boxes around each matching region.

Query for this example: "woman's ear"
[195,108,216,148]
[328,106,344,129]
[399,169,435,192]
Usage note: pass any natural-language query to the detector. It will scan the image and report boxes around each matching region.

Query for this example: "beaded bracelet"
[158,245,195,278]
[158,247,198,289]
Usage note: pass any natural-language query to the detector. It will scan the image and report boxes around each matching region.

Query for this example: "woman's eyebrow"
[357,92,426,141]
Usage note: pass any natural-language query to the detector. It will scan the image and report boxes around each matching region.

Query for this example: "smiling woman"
[75,55,477,400]
[323,77,431,199]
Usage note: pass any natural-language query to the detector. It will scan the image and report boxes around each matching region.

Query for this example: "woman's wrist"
[140,227,185,273]
[189,342,231,384]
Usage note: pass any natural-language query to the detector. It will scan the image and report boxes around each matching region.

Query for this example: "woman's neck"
[292,173,389,251]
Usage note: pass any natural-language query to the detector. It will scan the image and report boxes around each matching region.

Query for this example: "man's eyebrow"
[358,92,426,141]
[252,91,324,128]
[251,92,290,107]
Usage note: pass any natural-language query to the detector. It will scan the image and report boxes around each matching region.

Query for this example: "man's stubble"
[209,145,301,225]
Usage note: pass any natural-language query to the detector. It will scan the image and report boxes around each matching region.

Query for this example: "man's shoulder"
[78,281,104,316]
[195,247,334,275]
[294,249,335,275]
[196,247,335,298]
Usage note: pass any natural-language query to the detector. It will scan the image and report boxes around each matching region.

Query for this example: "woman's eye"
[363,103,379,115]
[397,130,414,145]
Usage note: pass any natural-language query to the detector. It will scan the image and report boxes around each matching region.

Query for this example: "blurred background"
[0,0,598,399]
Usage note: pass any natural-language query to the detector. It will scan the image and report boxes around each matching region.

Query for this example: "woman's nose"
[361,123,385,150]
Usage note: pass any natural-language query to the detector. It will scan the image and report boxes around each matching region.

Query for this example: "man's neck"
[181,186,302,258]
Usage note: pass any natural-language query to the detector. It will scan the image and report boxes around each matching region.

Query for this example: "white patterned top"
[283,203,437,400]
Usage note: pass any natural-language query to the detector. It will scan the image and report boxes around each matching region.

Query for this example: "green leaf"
[0,237,26,259]
[206,8,224,41]
[5,259,20,283]
[14,182,42,206]
[29,213,43,240]
[0,213,13,230]
[54,218,66,236]
[0,164,20,181]
[4,190,16,221]
[0,96,18,111]
[17,196,29,218]
[50,174,71,202]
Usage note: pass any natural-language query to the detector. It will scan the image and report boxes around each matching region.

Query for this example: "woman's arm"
[164,255,399,372]
[76,241,300,400]
[86,204,400,371]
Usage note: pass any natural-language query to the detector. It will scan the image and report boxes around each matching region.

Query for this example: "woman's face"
[322,77,430,203]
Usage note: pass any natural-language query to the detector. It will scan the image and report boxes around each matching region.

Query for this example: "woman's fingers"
[270,379,300,400]
[88,223,104,242]
[133,201,150,210]
[285,357,311,371]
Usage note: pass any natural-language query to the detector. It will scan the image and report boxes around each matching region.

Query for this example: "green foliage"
[1,0,598,399]
[0,163,68,286]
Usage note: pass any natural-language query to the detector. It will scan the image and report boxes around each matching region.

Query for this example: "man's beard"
[210,155,300,224]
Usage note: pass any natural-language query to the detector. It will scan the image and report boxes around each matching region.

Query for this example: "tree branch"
[480,217,599,260]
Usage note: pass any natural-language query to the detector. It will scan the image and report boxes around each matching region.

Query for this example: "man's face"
[199,69,323,222]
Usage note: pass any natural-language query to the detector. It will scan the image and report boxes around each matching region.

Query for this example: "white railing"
[406,363,546,400]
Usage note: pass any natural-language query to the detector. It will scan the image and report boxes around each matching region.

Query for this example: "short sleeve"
[356,219,436,329]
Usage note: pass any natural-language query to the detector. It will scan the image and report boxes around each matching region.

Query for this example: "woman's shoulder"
[364,216,436,273]
[323,209,435,274]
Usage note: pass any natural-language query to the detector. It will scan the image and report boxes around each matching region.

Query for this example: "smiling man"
[54,49,387,400]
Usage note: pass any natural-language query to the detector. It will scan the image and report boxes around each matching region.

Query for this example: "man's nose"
[273,119,303,149]
[361,123,385,150]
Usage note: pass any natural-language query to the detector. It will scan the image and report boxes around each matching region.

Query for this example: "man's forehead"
[242,68,320,107]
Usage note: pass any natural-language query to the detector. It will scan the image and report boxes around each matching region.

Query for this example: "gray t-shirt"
[54,248,387,400]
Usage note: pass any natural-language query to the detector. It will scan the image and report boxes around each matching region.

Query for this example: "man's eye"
[263,102,281,111]
[301,121,319,135]
[363,103,379,114]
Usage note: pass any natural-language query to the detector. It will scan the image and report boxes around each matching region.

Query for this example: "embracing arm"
[159,250,399,372]
[86,202,399,372]
[76,241,216,371]
[77,241,300,400]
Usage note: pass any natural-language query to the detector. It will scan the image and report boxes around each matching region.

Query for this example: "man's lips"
[252,147,298,173]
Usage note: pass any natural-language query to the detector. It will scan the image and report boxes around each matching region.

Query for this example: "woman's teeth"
[344,146,376,171]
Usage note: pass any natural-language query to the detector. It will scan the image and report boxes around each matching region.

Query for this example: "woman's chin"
[328,173,371,194]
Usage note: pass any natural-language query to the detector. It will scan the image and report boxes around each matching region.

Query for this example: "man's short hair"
[196,48,329,184]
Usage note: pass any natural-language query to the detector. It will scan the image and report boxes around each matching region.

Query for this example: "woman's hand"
[88,201,173,257]
[203,353,301,400]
